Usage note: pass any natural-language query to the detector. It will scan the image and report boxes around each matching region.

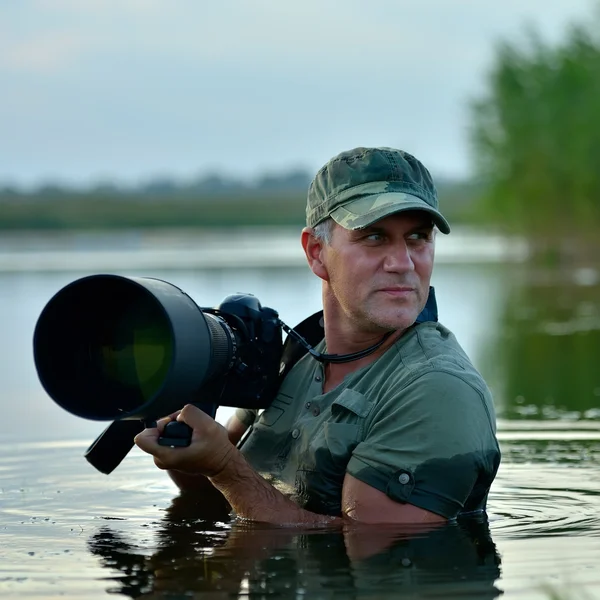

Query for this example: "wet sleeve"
[346,370,498,519]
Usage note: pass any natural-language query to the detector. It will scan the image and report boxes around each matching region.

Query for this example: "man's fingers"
[135,404,229,476]
[155,416,172,433]
[177,404,212,429]
[134,427,159,453]
[135,428,191,468]
[155,410,182,432]
[135,408,188,453]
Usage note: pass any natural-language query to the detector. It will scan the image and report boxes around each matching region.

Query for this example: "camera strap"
[278,286,439,380]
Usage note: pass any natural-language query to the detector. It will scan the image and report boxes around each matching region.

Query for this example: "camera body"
[150,293,284,448]
[199,292,283,414]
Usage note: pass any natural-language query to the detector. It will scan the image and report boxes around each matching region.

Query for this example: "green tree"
[470,9,600,245]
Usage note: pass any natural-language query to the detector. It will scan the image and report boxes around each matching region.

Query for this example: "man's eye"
[408,231,433,241]
[365,233,383,241]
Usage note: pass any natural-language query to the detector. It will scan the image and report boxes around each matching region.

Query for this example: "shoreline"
[0,226,527,272]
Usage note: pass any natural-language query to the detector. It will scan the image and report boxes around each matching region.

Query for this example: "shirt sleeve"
[346,370,499,519]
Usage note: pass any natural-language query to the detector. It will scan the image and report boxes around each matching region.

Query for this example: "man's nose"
[383,240,414,272]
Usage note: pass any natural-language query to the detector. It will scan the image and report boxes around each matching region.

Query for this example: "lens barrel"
[33,275,235,421]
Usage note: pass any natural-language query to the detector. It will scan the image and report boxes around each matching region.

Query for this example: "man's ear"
[301,227,329,281]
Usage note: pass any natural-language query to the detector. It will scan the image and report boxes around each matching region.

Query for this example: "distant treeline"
[1,169,314,199]
[0,173,480,231]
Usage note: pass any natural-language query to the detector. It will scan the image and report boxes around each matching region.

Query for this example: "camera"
[33,274,284,473]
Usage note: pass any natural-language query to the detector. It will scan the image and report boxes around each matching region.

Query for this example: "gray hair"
[312,218,335,245]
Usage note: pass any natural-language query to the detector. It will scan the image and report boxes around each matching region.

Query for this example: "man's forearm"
[209,448,342,526]
[168,469,225,495]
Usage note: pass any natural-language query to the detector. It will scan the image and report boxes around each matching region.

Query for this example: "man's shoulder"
[399,320,470,361]
[389,321,488,389]
[354,321,494,423]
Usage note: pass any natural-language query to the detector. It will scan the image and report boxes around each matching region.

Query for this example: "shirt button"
[311,406,320,416]
[315,375,322,382]
[291,429,300,439]
[398,473,410,485]
[305,402,311,409]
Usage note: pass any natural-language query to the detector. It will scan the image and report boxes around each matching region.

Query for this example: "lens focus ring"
[203,313,237,381]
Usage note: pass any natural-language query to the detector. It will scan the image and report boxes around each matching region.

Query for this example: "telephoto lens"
[33,274,283,473]
[33,274,234,422]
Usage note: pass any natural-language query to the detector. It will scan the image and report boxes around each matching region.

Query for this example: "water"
[1,228,599,599]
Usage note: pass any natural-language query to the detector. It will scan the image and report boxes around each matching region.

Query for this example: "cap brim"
[329,192,451,234]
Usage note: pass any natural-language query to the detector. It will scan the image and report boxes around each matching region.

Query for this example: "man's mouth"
[378,286,415,296]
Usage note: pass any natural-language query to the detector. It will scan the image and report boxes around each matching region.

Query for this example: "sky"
[0,0,597,188]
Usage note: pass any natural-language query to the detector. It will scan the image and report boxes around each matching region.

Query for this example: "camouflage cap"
[306,147,450,234]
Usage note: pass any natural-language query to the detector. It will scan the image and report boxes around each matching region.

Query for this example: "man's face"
[319,210,436,334]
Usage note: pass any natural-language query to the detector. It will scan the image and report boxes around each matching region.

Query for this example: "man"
[135,146,501,525]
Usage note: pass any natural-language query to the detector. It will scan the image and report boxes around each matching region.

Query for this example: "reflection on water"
[87,496,501,599]
[2,233,600,599]
[487,265,600,421]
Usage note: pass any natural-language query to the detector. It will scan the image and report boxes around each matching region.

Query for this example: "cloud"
[0,0,484,74]
[0,31,97,73]
[0,0,167,73]
[31,0,164,14]
[3,0,591,77]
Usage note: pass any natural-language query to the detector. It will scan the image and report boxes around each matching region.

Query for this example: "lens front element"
[33,274,233,421]
[94,299,173,402]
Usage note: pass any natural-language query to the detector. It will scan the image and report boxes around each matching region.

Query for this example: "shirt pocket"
[330,388,372,421]
[322,423,360,470]
[311,389,373,470]
[297,391,371,514]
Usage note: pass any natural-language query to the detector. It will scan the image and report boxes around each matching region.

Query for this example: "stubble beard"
[359,288,427,333]
[326,275,427,336]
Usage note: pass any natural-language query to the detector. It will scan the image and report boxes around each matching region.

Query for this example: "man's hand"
[134,404,236,477]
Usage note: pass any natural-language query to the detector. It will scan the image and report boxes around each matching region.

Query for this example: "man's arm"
[210,449,445,526]
[341,473,446,524]
[135,405,446,525]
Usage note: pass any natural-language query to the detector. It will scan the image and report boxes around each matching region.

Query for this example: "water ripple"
[489,463,600,539]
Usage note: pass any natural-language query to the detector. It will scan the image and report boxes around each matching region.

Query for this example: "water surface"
[1,229,599,599]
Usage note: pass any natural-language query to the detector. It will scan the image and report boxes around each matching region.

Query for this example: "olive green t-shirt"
[235,321,500,519]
